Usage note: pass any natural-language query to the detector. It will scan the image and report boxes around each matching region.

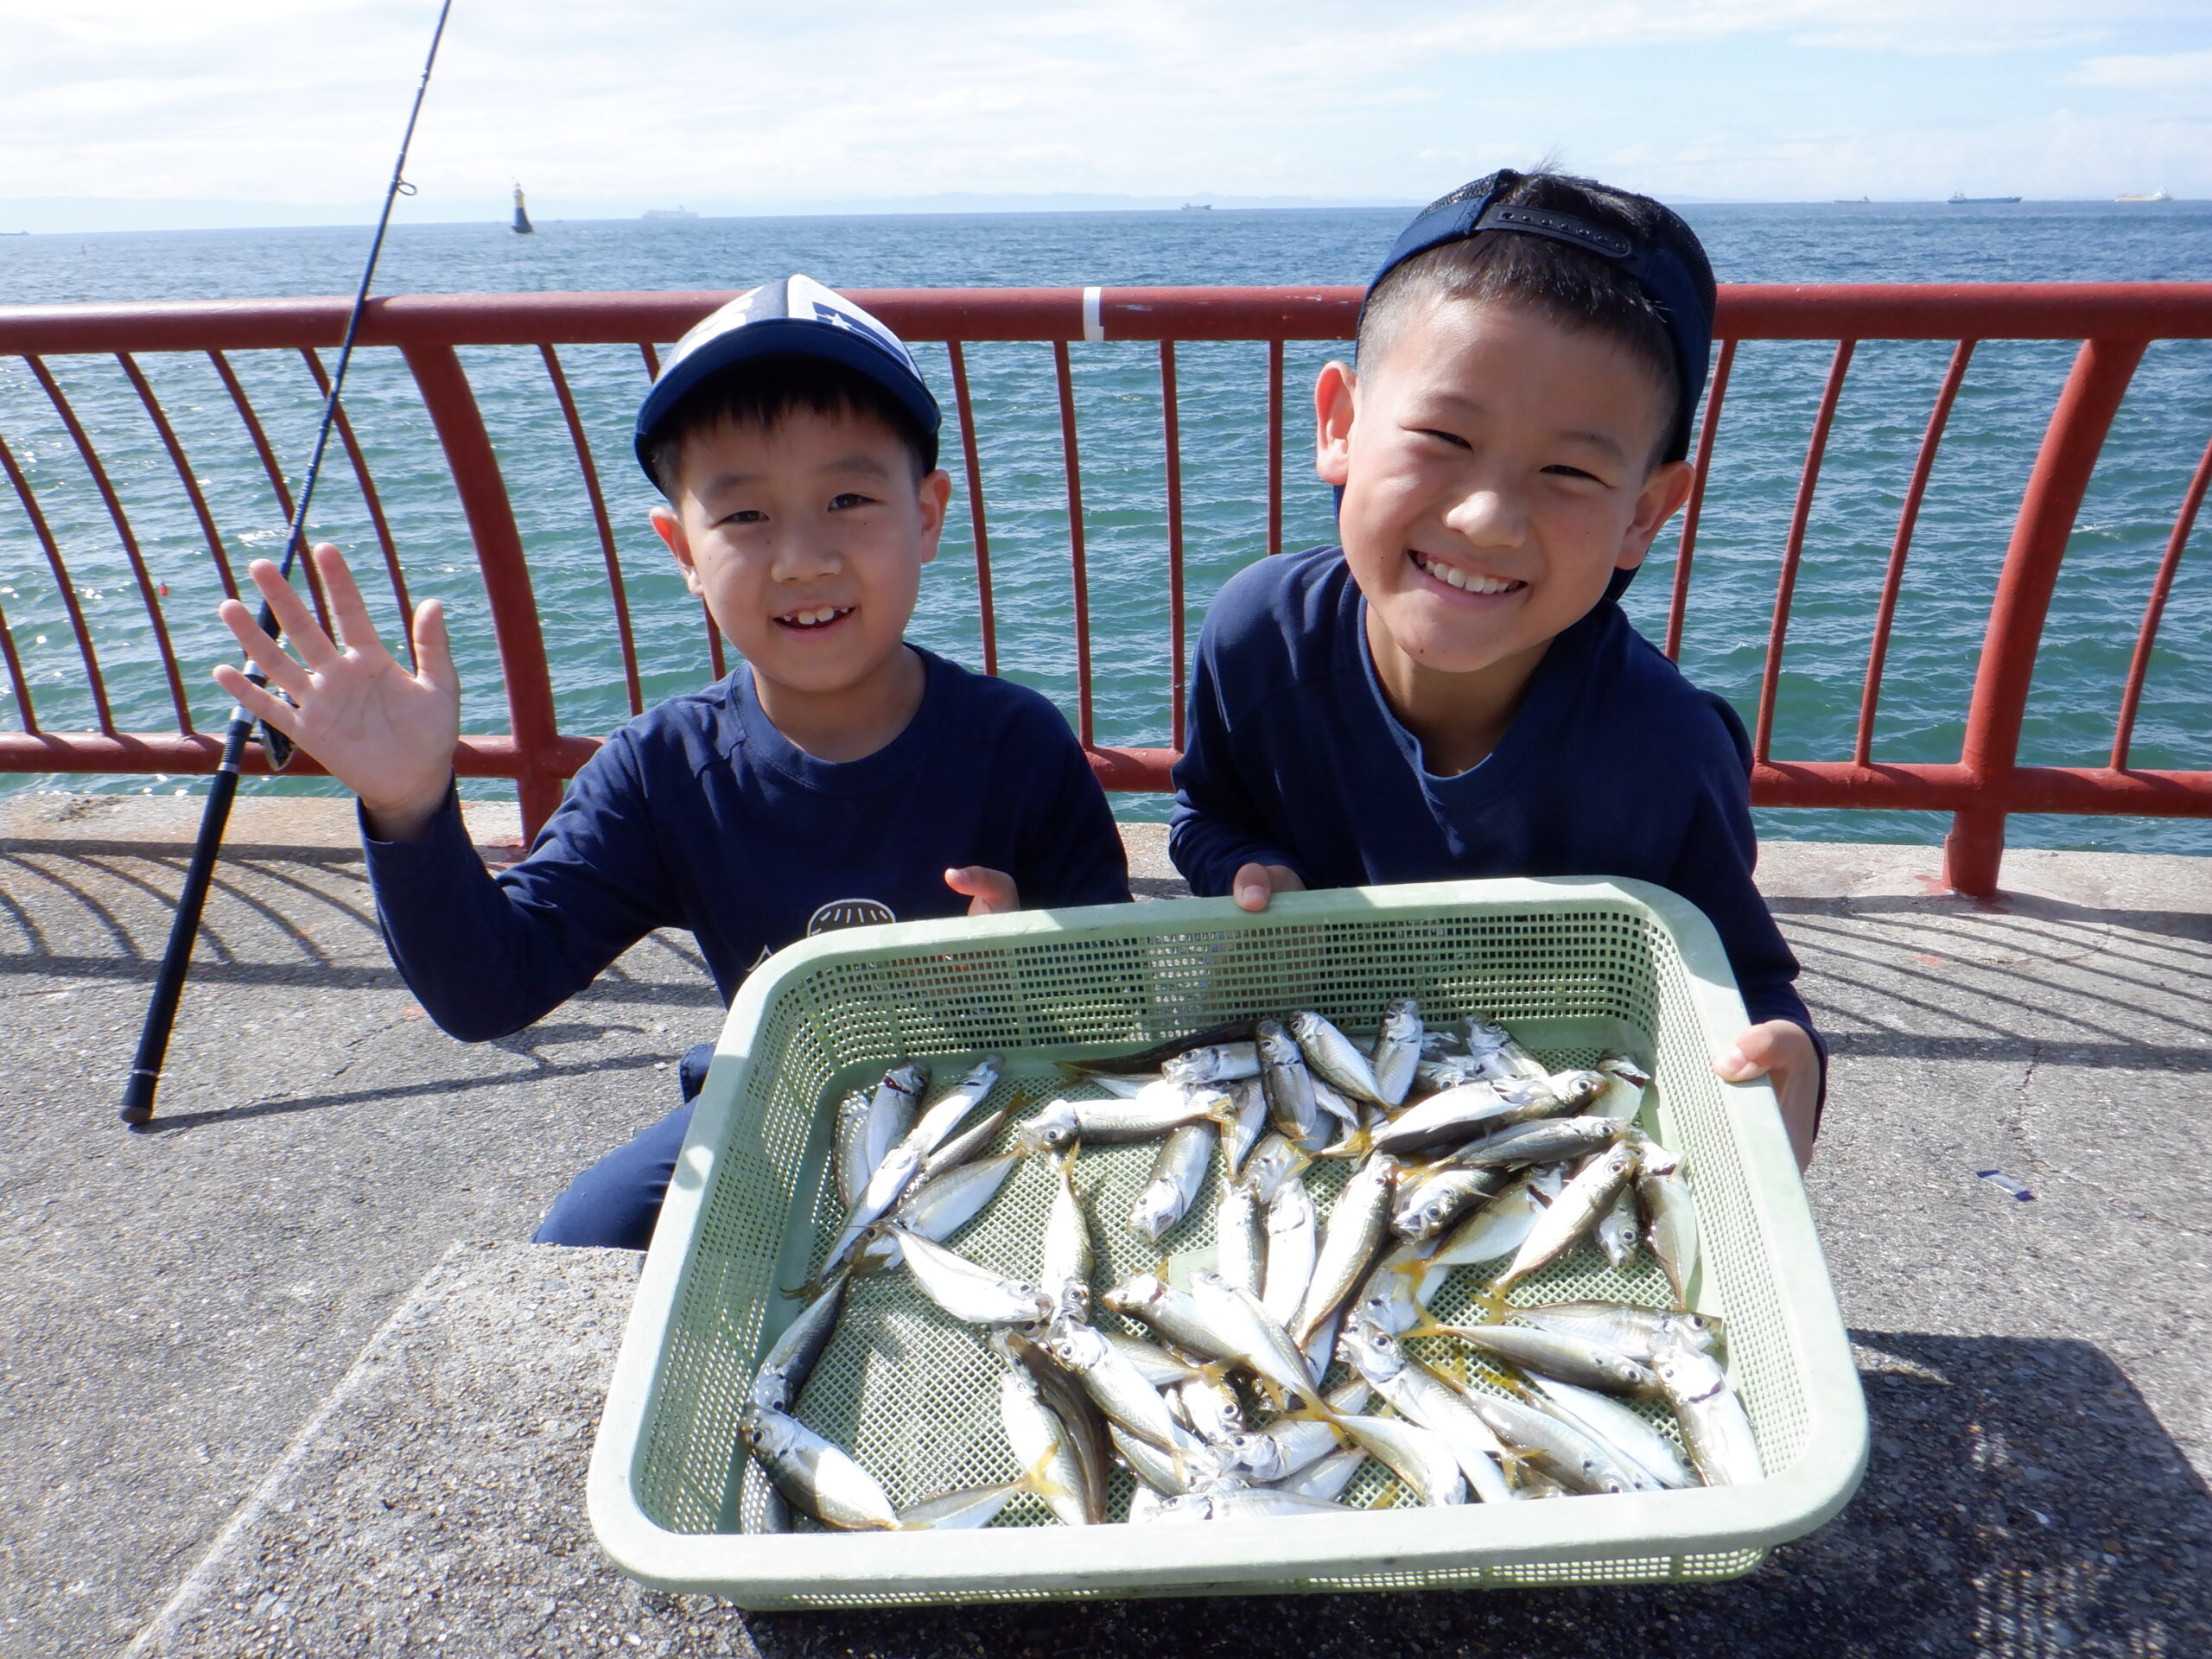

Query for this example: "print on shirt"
[745,897,899,973]
[808,899,897,934]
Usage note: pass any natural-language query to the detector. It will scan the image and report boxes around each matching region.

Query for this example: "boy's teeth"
[785,607,849,627]
[1415,555,1517,595]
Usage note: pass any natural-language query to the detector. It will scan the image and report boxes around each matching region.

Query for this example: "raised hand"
[1713,1019,1820,1172]
[212,544,461,840]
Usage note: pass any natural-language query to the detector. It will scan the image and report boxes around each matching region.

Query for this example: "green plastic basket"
[588,878,1866,1607]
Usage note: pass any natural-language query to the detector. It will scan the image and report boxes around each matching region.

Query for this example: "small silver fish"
[1170,1372,1247,1446]
[1255,1018,1321,1146]
[1414,1056,1488,1095]
[1332,1412,1467,1506]
[1595,1183,1641,1269]
[1290,1010,1387,1105]
[748,1273,850,1414]
[1459,1017,1554,1089]
[1242,1131,1312,1203]
[1494,1136,1642,1293]
[1443,1116,1626,1171]
[1261,1175,1319,1326]
[1162,1042,1262,1086]
[1460,1389,1661,1497]
[1592,1054,1653,1122]
[1427,1320,1658,1396]
[1191,1272,1329,1410]
[1634,1134,1701,1309]
[1514,1300,1725,1363]
[1369,997,1425,1109]
[1336,1316,1514,1503]
[1100,1329,1201,1387]
[1424,1171,1552,1274]
[1111,1421,1215,1496]
[1129,1122,1213,1243]
[998,1363,1094,1527]
[1310,1076,1364,1140]
[740,1406,901,1531]
[891,1227,1052,1326]
[1220,1075,1269,1175]
[1039,1147,1093,1324]
[1371,1077,1556,1156]
[1275,1444,1368,1503]
[1216,1179,1266,1296]
[1019,1083,1236,1151]
[919,1105,1008,1182]
[1652,1344,1761,1486]
[1391,1166,1507,1242]
[900,1056,1001,1159]
[863,1063,927,1173]
[1291,1152,1400,1347]
[862,1151,1021,1272]
[894,1455,1063,1529]
[1047,1319,1190,1452]
[818,1141,926,1277]
[1522,1374,1695,1490]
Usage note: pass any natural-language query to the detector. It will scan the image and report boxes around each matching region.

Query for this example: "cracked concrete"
[3,798,2209,1656]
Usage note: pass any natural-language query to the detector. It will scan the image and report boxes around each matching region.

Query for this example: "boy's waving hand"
[213,543,460,841]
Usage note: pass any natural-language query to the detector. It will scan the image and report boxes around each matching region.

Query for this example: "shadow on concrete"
[738,1332,2211,1659]
[1765,889,2212,948]
[132,1049,675,1135]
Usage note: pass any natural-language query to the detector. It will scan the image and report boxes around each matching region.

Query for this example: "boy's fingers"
[216,599,314,702]
[317,544,390,662]
[1232,862,1273,912]
[245,558,340,668]
[412,599,460,696]
[211,664,302,738]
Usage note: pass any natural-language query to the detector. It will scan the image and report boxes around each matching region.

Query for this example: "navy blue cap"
[633,274,942,481]
[1363,174,1717,466]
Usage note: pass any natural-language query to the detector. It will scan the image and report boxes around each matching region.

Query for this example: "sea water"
[0,201,2206,853]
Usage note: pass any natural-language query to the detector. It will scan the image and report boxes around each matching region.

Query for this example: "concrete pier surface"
[2,793,2207,1657]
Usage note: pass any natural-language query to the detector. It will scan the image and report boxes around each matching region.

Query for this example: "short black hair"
[641,353,939,499]
[1357,168,1707,465]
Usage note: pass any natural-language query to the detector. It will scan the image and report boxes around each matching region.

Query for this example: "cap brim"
[632,317,942,480]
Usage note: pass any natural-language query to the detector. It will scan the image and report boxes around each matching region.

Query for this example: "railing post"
[1944,335,2146,894]
[401,344,567,840]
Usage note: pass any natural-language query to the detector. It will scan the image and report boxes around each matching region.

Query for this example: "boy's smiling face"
[1319,293,1693,702]
[650,405,950,754]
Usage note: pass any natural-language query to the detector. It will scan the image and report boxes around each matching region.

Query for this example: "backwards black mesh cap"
[1364,172,1719,465]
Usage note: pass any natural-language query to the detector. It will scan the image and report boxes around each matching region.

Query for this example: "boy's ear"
[1314,360,1357,487]
[915,468,952,568]
[651,504,707,597]
[1617,459,1697,570]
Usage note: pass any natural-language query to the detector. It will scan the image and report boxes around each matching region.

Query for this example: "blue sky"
[3,1,2208,229]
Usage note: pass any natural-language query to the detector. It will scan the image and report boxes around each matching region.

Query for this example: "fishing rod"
[119,0,456,1126]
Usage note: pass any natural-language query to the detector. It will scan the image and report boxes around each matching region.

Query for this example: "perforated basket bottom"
[784,1038,1711,1532]
[622,897,1831,1604]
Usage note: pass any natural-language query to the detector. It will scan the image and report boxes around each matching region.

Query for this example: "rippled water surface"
[1,201,2206,853]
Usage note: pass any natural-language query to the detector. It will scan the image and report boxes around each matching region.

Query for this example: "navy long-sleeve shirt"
[365,646,1131,1041]
[1169,547,1821,1054]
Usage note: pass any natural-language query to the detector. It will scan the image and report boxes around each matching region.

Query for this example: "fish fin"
[1016,1448,1073,1501]
[1313,1128,1374,1161]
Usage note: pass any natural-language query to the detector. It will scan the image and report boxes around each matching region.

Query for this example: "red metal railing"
[2,283,2209,894]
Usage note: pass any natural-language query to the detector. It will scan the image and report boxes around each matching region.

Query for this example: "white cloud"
[0,1,2208,217]
[2072,48,2212,86]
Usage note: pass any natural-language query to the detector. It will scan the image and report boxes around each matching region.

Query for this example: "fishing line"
[120,0,457,1126]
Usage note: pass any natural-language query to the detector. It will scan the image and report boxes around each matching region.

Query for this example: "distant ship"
[512,185,535,235]
[1179,202,1213,212]
[1834,196,1872,204]
[642,207,699,220]
[2116,190,2172,203]
[1948,192,2021,205]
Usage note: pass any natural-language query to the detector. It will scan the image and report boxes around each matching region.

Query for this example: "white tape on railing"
[1082,286,1104,343]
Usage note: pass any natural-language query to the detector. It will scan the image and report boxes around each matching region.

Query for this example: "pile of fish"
[734,1003,1760,1533]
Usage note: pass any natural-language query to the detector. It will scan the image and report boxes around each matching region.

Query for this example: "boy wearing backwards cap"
[1169,171,1825,1164]
[214,276,1130,1246]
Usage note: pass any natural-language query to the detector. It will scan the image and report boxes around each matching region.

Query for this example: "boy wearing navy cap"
[1168,171,1825,1165]
[214,276,1130,1247]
